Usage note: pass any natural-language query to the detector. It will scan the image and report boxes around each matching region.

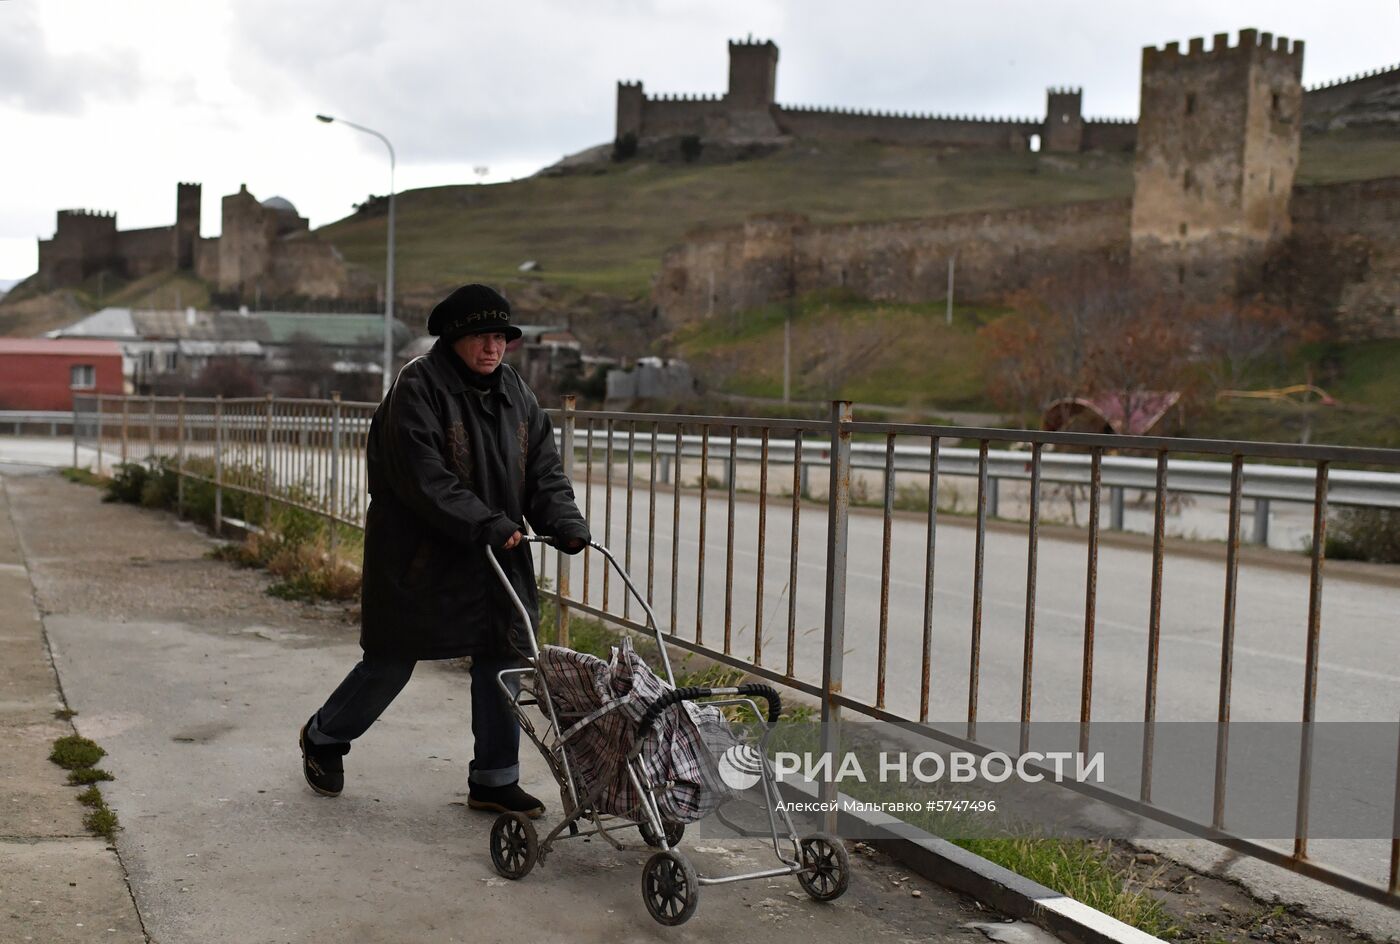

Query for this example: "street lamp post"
[317,114,396,399]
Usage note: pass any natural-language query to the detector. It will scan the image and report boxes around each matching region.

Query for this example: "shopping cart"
[483,535,850,925]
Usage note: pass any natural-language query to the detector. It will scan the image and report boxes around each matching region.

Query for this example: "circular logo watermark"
[717,744,764,791]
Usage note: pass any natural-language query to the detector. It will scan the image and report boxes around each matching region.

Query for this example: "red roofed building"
[0,338,125,411]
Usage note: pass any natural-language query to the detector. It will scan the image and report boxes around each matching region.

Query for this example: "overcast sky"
[1,0,1396,282]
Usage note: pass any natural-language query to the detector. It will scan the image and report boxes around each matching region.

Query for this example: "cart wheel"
[490,812,538,880]
[639,819,686,849]
[796,832,850,902]
[641,850,699,925]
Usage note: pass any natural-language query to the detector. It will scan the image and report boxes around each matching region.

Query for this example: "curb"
[778,777,1165,944]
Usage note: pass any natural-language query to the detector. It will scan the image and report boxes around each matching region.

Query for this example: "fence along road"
[70,394,1400,910]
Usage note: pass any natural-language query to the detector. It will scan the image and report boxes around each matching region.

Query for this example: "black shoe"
[468,781,545,819]
[299,721,349,797]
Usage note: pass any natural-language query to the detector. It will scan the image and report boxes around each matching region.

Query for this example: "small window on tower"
[1177,265,1186,286]
[1272,92,1280,115]
[1185,93,1196,115]
[1183,169,1194,192]
[1061,113,1069,124]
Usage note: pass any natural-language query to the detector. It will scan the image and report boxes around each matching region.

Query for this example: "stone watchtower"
[727,38,778,107]
[174,182,201,270]
[1130,29,1304,298]
[1044,88,1084,152]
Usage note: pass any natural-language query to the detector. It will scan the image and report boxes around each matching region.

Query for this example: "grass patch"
[60,467,107,488]
[53,707,78,720]
[676,290,1003,411]
[957,837,1176,936]
[49,733,121,841]
[83,805,119,843]
[49,734,105,770]
[67,767,115,785]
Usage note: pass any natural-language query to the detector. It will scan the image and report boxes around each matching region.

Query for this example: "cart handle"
[636,683,782,737]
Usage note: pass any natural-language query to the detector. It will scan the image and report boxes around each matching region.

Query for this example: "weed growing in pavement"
[50,733,121,841]
[49,734,105,769]
[67,767,115,785]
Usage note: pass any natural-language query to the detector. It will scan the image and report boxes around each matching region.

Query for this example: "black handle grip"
[737,683,782,724]
[635,683,784,737]
[636,686,709,737]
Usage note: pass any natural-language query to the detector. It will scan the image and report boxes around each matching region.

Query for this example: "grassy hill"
[316,128,1400,301]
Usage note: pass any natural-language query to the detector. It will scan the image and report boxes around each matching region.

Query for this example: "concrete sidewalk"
[1,466,1001,943]
[0,472,146,943]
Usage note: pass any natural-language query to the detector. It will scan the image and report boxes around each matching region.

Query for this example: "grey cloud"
[0,4,144,115]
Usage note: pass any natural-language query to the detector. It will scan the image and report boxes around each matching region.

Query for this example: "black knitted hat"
[426,284,521,342]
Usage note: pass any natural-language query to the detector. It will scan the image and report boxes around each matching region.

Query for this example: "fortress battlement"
[1307,63,1400,91]
[1144,29,1303,66]
[57,209,116,220]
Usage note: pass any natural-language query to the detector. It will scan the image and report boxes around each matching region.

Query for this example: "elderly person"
[299,283,589,817]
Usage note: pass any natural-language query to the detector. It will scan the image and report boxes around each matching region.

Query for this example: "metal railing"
[71,393,1400,907]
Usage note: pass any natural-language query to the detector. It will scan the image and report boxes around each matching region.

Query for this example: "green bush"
[103,463,148,504]
[1327,507,1400,564]
[139,459,179,509]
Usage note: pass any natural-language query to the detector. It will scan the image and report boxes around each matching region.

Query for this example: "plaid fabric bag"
[535,638,739,824]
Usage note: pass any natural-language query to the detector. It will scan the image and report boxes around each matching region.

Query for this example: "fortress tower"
[1130,29,1304,298]
[1044,88,1084,152]
[727,38,778,107]
[174,182,201,270]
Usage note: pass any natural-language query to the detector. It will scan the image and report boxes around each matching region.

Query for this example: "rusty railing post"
[120,396,129,464]
[214,395,224,536]
[176,394,186,517]
[95,394,104,476]
[71,396,79,468]
[556,395,576,647]
[263,393,274,526]
[329,393,342,559]
[819,400,853,832]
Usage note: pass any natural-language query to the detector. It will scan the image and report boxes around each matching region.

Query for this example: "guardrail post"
[988,475,1000,519]
[214,395,224,537]
[95,395,104,476]
[1251,497,1270,546]
[556,395,577,648]
[329,393,341,558]
[148,396,156,464]
[263,393,274,526]
[1109,485,1125,531]
[800,455,811,498]
[176,395,186,517]
[120,397,129,464]
[819,400,853,831]
[658,451,671,485]
[71,397,79,468]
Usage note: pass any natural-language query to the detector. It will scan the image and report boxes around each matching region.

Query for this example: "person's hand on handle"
[502,530,524,550]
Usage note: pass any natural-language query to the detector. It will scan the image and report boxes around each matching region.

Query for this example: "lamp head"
[315,114,334,124]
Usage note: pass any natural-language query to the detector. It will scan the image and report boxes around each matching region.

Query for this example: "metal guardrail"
[69,393,1400,907]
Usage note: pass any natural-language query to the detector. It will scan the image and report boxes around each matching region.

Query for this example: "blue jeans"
[306,654,524,787]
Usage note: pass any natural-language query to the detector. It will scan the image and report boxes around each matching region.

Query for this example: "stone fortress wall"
[35,183,360,304]
[619,38,1394,156]
[655,30,1400,339]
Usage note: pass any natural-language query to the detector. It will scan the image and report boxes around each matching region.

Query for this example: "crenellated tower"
[174,182,201,270]
[727,38,778,108]
[1130,28,1304,298]
[1044,88,1084,152]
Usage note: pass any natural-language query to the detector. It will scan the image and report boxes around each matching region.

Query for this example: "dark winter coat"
[359,341,589,661]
